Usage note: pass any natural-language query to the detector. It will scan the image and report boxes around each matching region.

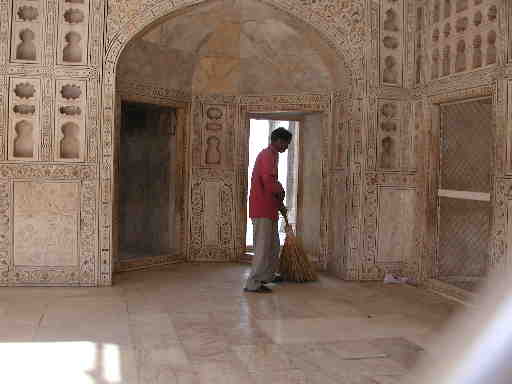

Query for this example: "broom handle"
[280,206,289,227]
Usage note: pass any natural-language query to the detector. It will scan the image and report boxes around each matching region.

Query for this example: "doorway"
[435,98,493,291]
[118,101,182,269]
[245,112,325,264]
[246,119,299,248]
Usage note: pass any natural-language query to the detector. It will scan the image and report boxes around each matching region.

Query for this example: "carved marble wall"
[3,0,511,287]
[189,96,236,262]
[0,0,103,286]
[426,0,499,81]
[348,0,507,287]
[400,0,510,291]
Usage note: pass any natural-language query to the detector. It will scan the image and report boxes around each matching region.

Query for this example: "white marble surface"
[0,264,460,383]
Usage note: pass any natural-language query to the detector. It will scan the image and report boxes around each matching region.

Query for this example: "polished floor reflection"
[0,264,460,383]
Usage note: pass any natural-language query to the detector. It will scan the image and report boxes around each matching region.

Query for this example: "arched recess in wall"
[117,1,351,95]
[99,0,361,284]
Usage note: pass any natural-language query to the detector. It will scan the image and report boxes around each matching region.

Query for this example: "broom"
[279,208,317,282]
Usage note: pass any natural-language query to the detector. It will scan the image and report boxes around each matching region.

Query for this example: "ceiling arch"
[117,0,351,95]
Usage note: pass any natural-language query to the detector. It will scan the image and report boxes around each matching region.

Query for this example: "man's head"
[270,127,292,153]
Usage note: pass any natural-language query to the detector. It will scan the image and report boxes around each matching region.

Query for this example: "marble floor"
[0,264,461,384]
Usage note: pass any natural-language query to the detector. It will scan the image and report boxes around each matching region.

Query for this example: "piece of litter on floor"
[384,273,409,284]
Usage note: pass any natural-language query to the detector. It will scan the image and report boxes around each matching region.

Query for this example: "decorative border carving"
[0,163,96,179]
[0,179,10,286]
[429,83,495,104]
[240,93,330,106]
[234,105,250,260]
[493,177,510,272]
[116,80,191,104]
[0,1,10,66]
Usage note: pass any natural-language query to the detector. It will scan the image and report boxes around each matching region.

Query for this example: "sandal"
[244,285,273,293]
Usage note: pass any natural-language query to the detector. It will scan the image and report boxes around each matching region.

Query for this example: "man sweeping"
[244,127,292,293]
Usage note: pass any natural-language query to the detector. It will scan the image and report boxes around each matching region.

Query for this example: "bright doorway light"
[246,119,291,247]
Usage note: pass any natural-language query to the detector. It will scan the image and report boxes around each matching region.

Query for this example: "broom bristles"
[279,216,317,283]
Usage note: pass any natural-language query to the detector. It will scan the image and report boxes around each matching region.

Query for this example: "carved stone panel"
[377,100,401,171]
[427,0,498,80]
[402,101,416,171]
[377,187,415,264]
[54,79,86,161]
[189,168,234,262]
[57,0,90,66]
[362,173,418,280]
[381,0,404,86]
[413,4,425,85]
[8,77,41,161]
[203,105,226,167]
[333,99,350,170]
[196,100,236,169]
[327,169,348,277]
[0,165,97,286]
[14,181,80,267]
[203,181,220,246]
[10,0,44,64]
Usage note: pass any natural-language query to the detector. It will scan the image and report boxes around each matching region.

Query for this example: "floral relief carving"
[0,165,97,286]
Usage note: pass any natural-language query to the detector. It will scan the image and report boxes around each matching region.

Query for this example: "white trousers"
[245,218,280,290]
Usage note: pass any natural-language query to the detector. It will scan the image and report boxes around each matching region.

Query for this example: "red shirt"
[249,146,284,221]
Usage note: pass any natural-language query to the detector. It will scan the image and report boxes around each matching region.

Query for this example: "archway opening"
[112,0,350,271]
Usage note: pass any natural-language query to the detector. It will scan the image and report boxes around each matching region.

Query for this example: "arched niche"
[116,0,351,95]
[99,0,358,284]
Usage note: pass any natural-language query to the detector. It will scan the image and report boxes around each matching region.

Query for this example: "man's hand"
[276,190,285,202]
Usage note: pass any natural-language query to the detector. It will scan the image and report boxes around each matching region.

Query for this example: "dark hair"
[270,127,292,143]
